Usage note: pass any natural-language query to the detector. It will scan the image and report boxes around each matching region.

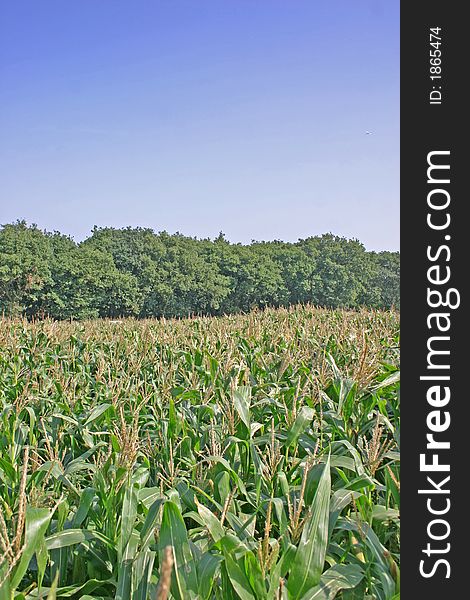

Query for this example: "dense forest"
[0,221,399,319]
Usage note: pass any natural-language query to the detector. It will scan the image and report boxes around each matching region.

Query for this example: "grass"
[0,305,400,599]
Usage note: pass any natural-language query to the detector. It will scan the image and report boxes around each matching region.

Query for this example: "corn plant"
[0,306,400,599]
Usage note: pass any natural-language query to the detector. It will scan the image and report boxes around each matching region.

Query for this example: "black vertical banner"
[401,2,467,597]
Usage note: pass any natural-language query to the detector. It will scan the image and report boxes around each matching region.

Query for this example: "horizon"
[3,219,399,252]
[1,1,399,252]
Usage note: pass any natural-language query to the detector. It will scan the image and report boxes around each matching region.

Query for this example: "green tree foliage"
[0,221,54,317]
[0,222,399,319]
[368,251,400,309]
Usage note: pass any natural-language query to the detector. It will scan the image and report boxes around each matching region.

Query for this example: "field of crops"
[0,306,400,600]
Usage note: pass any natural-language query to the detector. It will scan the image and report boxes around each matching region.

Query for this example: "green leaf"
[216,471,231,506]
[84,403,112,426]
[197,552,222,600]
[132,549,156,600]
[271,497,288,536]
[0,457,16,482]
[196,500,225,542]
[336,518,396,598]
[65,444,106,475]
[24,579,113,598]
[329,489,362,531]
[36,536,48,590]
[203,456,248,498]
[168,396,182,440]
[0,562,11,599]
[139,498,164,551]
[139,487,162,510]
[45,529,112,550]
[233,386,251,429]
[288,456,331,599]
[268,543,296,598]
[372,370,400,392]
[116,530,139,600]
[244,550,267,599]
[371,505,400,523]
[158,501,197,600]
[10,507,54,590]
[46,573,59,600]
[332,441,366,477]
[221,545,256,600]
[71,487,95,527]
[118,483,139,560]
[286,407,316,447]
[299,564,364,600]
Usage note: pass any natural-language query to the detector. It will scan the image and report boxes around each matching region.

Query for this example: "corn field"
[0,305,400,599]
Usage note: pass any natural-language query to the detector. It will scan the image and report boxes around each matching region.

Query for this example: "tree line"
[0,221,399,319]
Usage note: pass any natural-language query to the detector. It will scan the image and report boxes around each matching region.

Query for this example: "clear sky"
[0,0,399,251]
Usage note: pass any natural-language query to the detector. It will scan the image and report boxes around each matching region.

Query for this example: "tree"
[370,251,400,309]
[220,244,286,313]
[0,221,53,316]
[0,222,400,319]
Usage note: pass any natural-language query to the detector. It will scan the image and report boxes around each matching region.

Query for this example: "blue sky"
[0,0,399,250]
